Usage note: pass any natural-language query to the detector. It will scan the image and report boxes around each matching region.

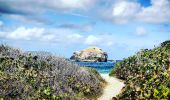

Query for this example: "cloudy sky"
[0,0,170,59]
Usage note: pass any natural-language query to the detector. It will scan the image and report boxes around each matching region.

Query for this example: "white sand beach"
[98,74,125,100]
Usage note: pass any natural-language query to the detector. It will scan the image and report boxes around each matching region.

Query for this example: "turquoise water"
[74,62,115,74]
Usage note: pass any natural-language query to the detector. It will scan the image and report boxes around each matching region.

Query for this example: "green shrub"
[0,45,104,100]
[110,41,170,99]
[81,67,106,85]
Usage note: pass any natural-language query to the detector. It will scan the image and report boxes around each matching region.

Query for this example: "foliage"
[110,41,170,99]
[81,67,106,85]
[0,45,105,100]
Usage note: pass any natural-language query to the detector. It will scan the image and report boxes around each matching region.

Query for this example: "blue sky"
[0,0,170,59]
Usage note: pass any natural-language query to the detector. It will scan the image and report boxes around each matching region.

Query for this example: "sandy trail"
[98,74,125,100]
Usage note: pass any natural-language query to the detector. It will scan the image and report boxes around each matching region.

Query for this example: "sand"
[98,74,125,100]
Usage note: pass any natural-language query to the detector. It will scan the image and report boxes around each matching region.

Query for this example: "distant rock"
[70,47,108,62]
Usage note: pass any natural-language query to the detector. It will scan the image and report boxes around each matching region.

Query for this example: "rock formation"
[70,47,108,62]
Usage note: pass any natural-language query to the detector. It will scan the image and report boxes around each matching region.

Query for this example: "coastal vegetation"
[0,45,105,100]
[110,40,170,99]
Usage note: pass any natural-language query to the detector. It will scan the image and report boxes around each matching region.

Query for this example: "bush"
[110,41,170,99]
[80,67,106,85]
[0,45,105,100]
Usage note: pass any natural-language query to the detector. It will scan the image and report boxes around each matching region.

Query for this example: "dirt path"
[98,74,125,100]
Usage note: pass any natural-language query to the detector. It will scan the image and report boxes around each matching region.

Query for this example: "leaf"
[0,98,4,100]
[153,89,159,97]
[43,87,51,96]
[86,88,90,92]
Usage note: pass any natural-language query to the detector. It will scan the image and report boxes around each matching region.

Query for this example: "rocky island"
[70,47,108,62]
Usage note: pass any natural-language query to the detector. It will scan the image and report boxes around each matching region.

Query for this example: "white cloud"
[135,26,146,36]
[0,26,85,45]
[111,1,141,24]
[0,21,3,27]
[58,22,94,32]
[41,34,56,41]
[1,0,170,25]
[0,26,115,47]
[137,0,170,23]
[37,0,95,11]
[84,34,115,47]
[104,0,170,24]
[8,27,44,40]
[5,14,47,25]
[67,33,83,40]
[1,0,95,14]
[84,35,101,45]
[106,41,114,46]
[0,31,6,38]
[59,0,94,10]
[0,0,96,25]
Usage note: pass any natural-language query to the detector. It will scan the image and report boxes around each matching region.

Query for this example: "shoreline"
[98,73,125,100]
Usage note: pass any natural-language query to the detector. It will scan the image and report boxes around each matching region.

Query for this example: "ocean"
[74,62,116,74]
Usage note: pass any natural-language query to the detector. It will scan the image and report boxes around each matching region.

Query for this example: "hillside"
[0,45,105,100]
[110,40,170,99]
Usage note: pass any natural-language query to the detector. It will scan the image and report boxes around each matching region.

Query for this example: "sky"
[0,0,170,59]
